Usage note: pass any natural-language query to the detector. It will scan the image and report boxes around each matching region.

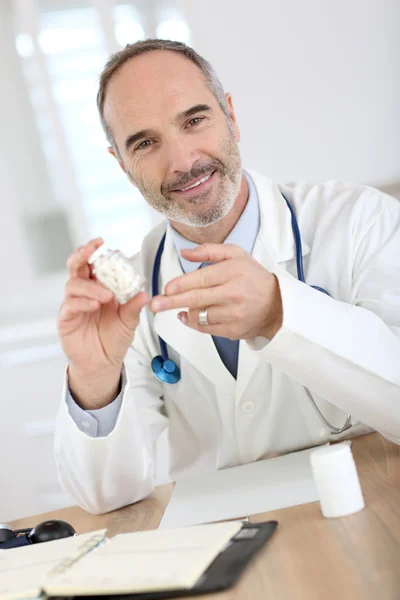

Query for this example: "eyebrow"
[124,103,212,152]
[176,103,212,121]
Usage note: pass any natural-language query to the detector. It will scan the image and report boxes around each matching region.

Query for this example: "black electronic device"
[0,520,76,548]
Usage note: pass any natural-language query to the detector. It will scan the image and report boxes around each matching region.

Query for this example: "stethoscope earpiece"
[151,355,181,384]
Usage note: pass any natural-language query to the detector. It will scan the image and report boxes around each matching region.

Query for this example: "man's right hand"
[58,238,149,410]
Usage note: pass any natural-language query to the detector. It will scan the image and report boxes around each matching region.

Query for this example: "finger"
[67,238,104,278]
[164,262,230,296]
[185,306,231,326]
[177,312,235,337]
[180,243,246,264]
[66,277,113,303]
[119,291,150,329]
[151,286,225,313]
[59,298,100,322]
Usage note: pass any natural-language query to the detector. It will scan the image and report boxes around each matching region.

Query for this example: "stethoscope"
[151,192,352,435]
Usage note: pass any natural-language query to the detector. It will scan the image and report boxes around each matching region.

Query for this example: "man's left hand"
[150,244,283,340]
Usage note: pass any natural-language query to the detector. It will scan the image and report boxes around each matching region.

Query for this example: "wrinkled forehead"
[103,50,218,148]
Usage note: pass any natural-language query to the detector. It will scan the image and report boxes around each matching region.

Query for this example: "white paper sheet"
[160,446,320,528]
[0,530,106,600]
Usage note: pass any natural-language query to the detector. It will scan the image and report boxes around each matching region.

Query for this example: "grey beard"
[166,168,242,227]
[129,122,242,227]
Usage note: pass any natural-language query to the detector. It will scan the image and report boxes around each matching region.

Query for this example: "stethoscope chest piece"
[151,355,181,384]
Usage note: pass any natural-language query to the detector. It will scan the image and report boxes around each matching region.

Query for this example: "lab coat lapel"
[153,226,236,391]
[245,168,311,264]
[154,170,310,397]
[236,170,311,402]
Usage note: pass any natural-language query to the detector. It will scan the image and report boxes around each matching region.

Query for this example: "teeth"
[180,172,212,191]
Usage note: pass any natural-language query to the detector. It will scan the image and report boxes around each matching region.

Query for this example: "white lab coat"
[54,169,400,514]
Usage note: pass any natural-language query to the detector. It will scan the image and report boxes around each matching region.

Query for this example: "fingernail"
[178,313,188,325]
[152,298,164,311]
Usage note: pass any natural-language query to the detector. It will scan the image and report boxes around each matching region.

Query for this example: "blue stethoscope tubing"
[283,195,329,296]
[150,191,351,434]
[151,194,329,383]
[151,233,181,384]
[151,192,327,383]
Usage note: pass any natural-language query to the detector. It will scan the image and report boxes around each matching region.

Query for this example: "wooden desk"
[11,433,400,600]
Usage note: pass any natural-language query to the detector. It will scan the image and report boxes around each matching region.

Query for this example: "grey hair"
[96,38,229,149]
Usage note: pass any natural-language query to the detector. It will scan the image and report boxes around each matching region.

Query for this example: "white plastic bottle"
[88,245,145,304]
[310,442,365,518]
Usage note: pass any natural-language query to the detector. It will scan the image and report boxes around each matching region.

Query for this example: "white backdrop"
[179,0,400,184]
[1,0,399,326]
[0,0,399,521]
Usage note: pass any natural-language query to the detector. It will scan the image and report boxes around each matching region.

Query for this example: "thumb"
[119,291,149,329]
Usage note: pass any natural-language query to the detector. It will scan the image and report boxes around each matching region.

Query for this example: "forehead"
[103,50,217,143]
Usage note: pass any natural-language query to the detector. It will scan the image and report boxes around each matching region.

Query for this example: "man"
[55,39,400,514]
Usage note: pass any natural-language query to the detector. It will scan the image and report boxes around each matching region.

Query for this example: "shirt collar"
[168,171,260,274]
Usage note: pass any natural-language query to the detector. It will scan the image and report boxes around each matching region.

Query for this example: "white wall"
[177,0,400,185]
[1,0,399,325]
[0,346,70,521]
[0,0,399,521]
[0,0,70,327]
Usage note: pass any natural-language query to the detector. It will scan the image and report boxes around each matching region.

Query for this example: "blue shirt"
[170,173,259,272]
[169,173,260,379]
[66,172,260,437]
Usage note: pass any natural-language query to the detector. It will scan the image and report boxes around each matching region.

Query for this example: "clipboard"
[45,521,278,600]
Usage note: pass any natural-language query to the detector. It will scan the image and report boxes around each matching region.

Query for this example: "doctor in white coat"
[55,39,400,514]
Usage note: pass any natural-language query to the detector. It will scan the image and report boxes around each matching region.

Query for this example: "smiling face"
[103,50,242,227]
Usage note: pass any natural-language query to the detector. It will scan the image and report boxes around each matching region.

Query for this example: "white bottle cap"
[88,244,110,265]
[310,442,365,518]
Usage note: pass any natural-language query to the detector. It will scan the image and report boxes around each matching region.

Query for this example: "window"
[14,2,191,259]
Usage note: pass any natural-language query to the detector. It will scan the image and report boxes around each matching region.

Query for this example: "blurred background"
[0,0,399,521]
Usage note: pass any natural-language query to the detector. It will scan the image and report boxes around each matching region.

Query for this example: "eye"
[186,116,204,128]
[136,139,153,151]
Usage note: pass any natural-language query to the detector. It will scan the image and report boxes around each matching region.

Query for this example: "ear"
[107,146,126,174]
[224,93,240,142]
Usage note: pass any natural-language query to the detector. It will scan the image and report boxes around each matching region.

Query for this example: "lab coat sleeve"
[248,192,400,443]
[54,339,167,514]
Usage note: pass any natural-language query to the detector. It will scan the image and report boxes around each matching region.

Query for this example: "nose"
[165,136,201,176]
